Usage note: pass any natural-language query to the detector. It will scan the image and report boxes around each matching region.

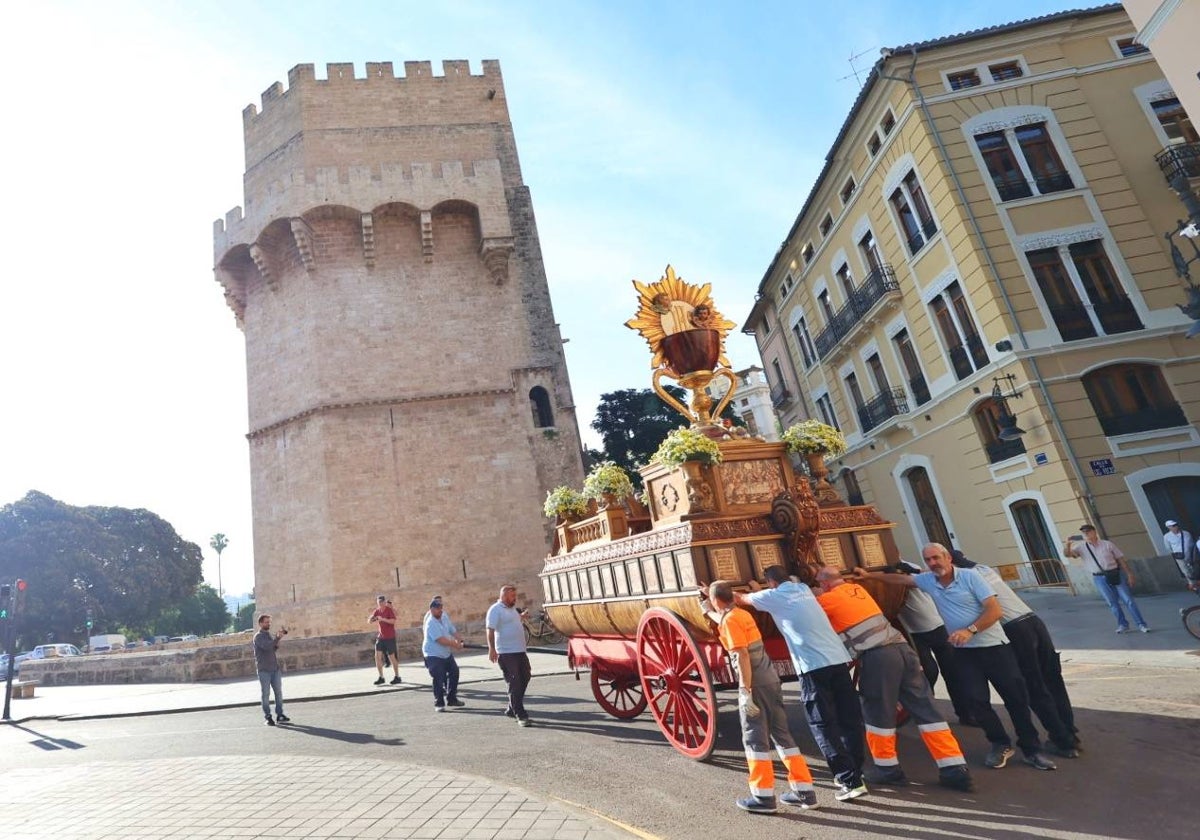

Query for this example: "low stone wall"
[21,622,486,686]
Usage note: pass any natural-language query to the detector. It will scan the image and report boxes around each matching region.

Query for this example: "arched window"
[973,397,1026,464]
[1081,364,1186,436]
[529,386,554,428]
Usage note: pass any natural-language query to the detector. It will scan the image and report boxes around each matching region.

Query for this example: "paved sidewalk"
[1,755,636,840]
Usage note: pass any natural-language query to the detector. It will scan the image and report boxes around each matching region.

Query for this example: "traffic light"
[14,579,26,615]
[0,584,10,620]
[86,608,94,630]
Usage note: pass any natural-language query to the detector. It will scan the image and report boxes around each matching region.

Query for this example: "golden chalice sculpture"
[625,265,738,437]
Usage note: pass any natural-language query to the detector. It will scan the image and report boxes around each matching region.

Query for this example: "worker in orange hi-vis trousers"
[813,567,975,792]
[701,580,819,815]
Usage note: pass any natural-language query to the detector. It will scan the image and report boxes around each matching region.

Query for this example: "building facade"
[706,366,782,441]
[746,5,1200,592]
[213,61,585,634]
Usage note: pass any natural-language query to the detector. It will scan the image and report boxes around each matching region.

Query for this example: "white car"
[29,644,82,660]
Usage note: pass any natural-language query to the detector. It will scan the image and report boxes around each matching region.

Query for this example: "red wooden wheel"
[636,607,717,760]
[590,665,647,719]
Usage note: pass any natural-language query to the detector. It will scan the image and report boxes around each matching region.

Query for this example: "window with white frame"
[1152,97,1198,144]
[1113,36,1149,59]
[880,110,896,137]
[840,176,856,205]
[947,69,981,91]
[816,289,835,325]
[945,57,1028,93]
[892,328,930,406]
[835,263,855,303]
[858,229,883,275]
[974,121,1073,201]
[819,212,834,237]
[844,371,868,432]
[815,392,839,431]
[929,280,988,381]
[889,169,937,256]
[792,317,817,368]
[802,243,815,266]
[1025,240,1143,341]
[988,60,1023,82]
[1082,363,1187,437]
[867,133,882,157]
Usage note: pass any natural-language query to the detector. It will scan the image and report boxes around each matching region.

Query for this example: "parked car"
[30,644,82,660]
[13,651,34,672]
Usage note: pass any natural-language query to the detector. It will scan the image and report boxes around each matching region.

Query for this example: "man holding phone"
[253,614,290,726]
[1062,525,1148,633]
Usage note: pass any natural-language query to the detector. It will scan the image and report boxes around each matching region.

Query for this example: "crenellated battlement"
[242,59,503,124]
[213,158,510,258]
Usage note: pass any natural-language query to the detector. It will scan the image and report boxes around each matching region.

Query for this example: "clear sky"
[0,0,1086,595]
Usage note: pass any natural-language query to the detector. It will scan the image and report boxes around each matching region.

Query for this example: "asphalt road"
[3,657,1197,840]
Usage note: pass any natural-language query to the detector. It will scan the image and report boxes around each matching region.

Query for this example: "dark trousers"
[955,643,1042,756]
[799,663,865,786]
[910,626,971,721]
[1002,615,1076,743]
[497,652,532,720]
[424,655,460,706]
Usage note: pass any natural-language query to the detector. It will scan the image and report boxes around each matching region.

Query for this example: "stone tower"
[212,60,585,635]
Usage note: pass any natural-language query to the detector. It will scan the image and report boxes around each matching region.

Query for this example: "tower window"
[530,386,554,428]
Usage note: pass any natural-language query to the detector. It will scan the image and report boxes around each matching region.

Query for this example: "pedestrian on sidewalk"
[486,584,534,727]
[1163,520,1200,590]
[703,580,818,814]
[733,565,868,802]
[253,614,289,726]
[423,596,466,712]
[888,560,974,727]
[858,544,1058,772]
[813,566,973,792]
[1062,525,1149,633]
[949,552,1080,755]
[369,594,403,685]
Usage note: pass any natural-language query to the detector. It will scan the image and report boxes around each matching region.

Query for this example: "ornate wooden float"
[538,267,905,759]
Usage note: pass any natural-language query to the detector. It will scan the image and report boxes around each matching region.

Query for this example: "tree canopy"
[589,387,741,482]
[0,491,205,647]
[152,583,230,637]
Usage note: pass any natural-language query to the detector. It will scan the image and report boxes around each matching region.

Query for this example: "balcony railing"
[856,388,910,433]
[769,383,794,408]
[1094,296,1143,334]
[1049,303,1098,342]
[1097,404,1188,437]
[994,174,1033,201]
[1156,142,1200,184]
[812,266,900,359]
[947,344,973,381]
[908,374,931,407]
[985,437,1027,464]
[1033,171,1074,194]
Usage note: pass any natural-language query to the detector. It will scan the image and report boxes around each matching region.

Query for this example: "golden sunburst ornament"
[625,265,736,371]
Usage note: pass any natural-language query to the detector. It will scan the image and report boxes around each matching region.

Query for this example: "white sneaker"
[1138,625,1150,633]
[1115,627,1128,634]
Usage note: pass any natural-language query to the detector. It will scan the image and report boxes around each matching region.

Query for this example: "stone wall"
[19,622,484,686]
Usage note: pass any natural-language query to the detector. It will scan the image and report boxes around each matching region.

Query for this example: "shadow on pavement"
[277,722,405,747]
[9,722,86,752]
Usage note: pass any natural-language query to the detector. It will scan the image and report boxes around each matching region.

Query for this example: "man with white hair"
[856,543,1057,772]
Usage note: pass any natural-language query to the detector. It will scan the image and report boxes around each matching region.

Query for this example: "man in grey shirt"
[254,614,289,726]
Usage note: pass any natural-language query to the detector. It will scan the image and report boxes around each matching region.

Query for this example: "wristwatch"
[967,623,979,634]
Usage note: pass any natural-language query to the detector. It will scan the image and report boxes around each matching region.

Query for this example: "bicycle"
[1182,585,1200,641]
[523,608,565,645]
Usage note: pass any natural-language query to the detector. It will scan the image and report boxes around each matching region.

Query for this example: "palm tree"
[209,533,229,597]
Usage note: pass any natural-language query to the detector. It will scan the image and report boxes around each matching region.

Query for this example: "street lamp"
[991,374,1026,441]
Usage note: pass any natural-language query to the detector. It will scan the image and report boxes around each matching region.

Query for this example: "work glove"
[738,687,760,719]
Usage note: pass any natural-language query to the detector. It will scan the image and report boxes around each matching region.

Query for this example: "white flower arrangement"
[651,427,724,470]
[583,461,635,501]
[543,486,589,520]
[781,420,848,457]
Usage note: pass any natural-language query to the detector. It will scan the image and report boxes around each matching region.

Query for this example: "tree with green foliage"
[151,583,230,637]
[0,491,203,648]
[234,601,257,632]
[589,386,742,485]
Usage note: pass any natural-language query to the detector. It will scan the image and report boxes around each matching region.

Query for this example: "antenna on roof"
[836,47,877,86]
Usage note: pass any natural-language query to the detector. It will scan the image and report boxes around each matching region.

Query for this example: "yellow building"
[745,4,1200,593]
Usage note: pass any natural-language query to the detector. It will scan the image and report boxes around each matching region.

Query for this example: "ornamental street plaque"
[817,537,846,570]
[752,542,783,578]
[710,546,739,581]
[855,533,887,569]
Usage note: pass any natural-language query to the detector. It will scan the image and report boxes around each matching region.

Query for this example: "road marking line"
[549,794,663,839]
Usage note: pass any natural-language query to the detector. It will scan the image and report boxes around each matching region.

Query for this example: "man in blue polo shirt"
[856,543,1056,772]
[734,565,868,801]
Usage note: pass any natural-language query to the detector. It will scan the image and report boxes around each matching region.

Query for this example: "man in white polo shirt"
[857,543,1056,772]
[486,584,533,727]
